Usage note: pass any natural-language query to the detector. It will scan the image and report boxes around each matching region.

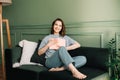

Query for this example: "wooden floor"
[0,64,3,80]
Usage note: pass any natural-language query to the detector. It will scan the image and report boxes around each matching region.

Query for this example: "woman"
[38,18,87,79]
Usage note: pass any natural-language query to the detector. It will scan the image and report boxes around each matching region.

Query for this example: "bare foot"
[49,67,65,71]
[73,71,87,79]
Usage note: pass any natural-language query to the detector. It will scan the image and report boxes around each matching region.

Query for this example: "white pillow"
[19,40,38,65]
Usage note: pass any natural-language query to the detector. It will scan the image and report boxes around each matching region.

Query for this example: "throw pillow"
[30,40,46,66]
[19,40,38,65]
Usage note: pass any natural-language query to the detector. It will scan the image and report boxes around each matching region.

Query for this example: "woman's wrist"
[66,46,70,50]
[46,44,50,49]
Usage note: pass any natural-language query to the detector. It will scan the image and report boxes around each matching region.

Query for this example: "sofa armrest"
[5,49,13,72]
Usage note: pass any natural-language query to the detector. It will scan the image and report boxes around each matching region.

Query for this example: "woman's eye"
[54,23,62,27]
[54,24,58,26]
[59,25,62,27]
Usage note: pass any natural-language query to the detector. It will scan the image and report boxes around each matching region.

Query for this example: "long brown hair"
[51,18,66,37]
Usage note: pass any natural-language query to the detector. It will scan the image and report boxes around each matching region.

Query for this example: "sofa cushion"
[39,70,77,80]
[31,40,46,66]
[17,65,47,72]
[82,47,108,71]
[39,66,107,80]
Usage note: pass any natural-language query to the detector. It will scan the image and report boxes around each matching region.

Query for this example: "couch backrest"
[68,47,109,71]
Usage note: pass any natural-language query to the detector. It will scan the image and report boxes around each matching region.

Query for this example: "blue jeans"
[45,47,87,68]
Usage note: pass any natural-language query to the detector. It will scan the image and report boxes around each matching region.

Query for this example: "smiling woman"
[38,18,87,79]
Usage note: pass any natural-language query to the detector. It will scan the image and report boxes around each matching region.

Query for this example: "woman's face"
[53,20,62,34]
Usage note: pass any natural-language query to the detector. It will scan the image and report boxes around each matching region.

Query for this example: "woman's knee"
[73,56,87,68]
[58,46,68,54]
[79,56,87,64]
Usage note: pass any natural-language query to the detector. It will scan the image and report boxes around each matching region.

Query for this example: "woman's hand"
[47,38,58,47]
[47,38,60,50]
[38,38,58,55]
[66,41,80,51]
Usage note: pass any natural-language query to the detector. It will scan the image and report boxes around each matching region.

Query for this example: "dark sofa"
[5,46,110,80]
